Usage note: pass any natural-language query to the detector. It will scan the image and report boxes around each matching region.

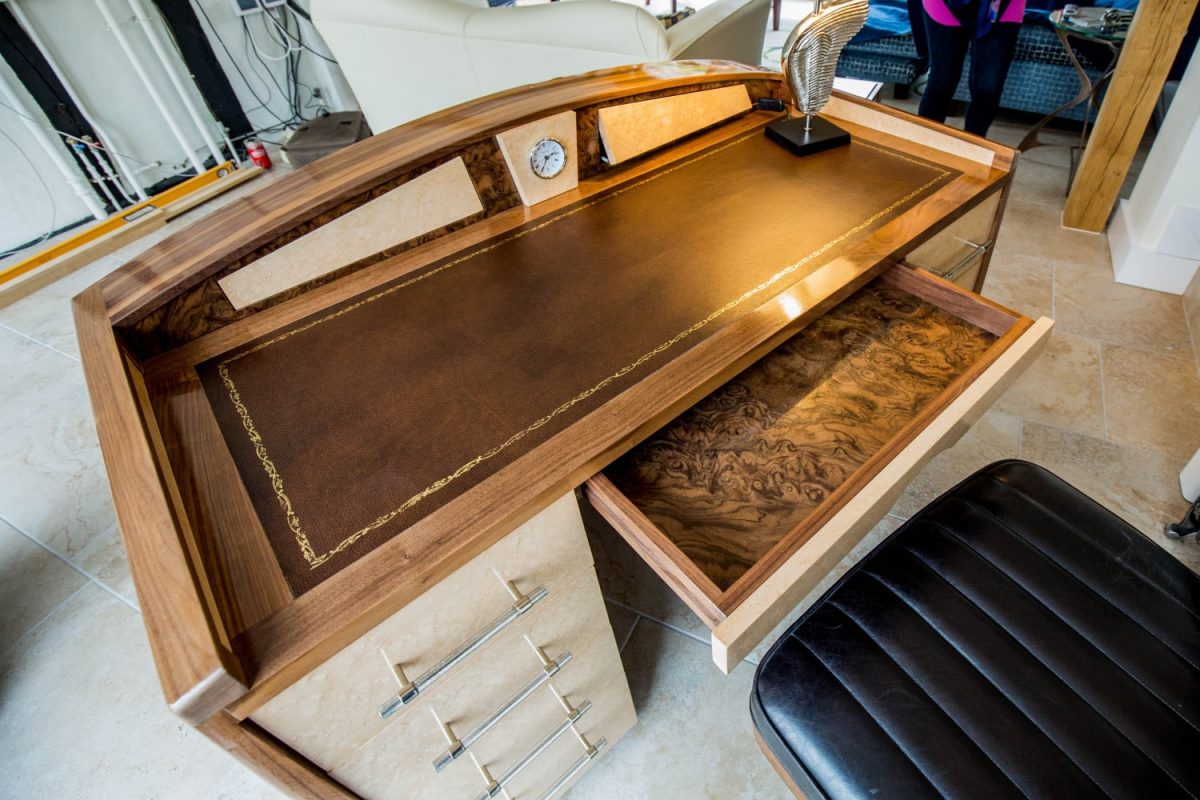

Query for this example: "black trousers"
[917,7,1020,137]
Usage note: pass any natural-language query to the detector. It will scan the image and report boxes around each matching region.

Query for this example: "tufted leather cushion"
[752,460,1200,800]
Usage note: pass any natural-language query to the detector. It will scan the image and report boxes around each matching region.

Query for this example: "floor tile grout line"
[3,582,93,656]
[636,614,711,648]
[0,321,81,362]
[0,512,139,613]
[604,595,709,645]
[618,616,641,654]
[90,573,139,612]
[0,320,80,362]
[603,597,643,618]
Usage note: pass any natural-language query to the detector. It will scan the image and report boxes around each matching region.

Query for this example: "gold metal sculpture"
[767,0,869,155]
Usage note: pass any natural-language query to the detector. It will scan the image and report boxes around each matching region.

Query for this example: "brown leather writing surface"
[198,131,958,595]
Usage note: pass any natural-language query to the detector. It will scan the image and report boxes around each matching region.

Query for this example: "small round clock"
[529,137,567,180]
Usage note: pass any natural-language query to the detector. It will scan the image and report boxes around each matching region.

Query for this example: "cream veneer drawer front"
[903,190,1002,289]
[332,571,634,800]
[251,491,592,769]
[472,674,634,800]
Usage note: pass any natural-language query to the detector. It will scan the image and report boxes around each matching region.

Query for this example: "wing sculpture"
[781,0,869,122]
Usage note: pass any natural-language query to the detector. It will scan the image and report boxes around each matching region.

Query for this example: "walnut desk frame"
[74,62,1050,800]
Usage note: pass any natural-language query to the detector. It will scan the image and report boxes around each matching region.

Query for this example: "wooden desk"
[74,62,1049,800]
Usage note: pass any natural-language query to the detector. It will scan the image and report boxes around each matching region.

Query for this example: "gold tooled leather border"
[215,134,952,570]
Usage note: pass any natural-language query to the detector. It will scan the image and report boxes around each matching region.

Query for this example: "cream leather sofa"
[312,0,771,131]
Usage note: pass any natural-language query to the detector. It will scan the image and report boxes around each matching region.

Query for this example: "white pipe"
[83,136,137,205]
[74,141,121,209]
[0,70,106,220]
[7,0,148,201]
[93,0,206,174]
[126,0,224,166]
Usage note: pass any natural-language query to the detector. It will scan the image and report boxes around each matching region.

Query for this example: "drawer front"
[251,491,593,769]
[903,191,1001,289]
[711,315,1052,669]
[475,679,634,800]
[586,265,1053,671]
[331,570,636,800]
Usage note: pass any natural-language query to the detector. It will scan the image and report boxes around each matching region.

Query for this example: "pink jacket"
[924,0,1025,26]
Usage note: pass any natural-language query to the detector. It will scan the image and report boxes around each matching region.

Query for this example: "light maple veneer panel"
[598,84,751,164]
[495,110,578,207]
[331,571,634,800]
[218,157,483,309]
[249,492,591,768]
[823,95,996,167]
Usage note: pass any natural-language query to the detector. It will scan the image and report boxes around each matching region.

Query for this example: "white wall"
[1127,55,1200,245]
[0,0,355,252]
[1108,51,1200,294]
[0,58,94,253]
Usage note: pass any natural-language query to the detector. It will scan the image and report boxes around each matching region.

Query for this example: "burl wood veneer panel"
[605,282,997,591]
[598,84,752,164]
[219,158,484,310]
[196,133,958,594]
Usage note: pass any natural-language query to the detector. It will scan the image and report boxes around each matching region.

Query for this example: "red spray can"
[246,139,272,169]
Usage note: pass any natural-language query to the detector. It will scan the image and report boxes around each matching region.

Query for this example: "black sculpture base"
[765,115,851,157]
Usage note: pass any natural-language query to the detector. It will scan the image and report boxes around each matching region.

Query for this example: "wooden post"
[1062,0,1199,232]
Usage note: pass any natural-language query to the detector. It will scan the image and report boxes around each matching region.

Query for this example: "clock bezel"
[528,137,568,180]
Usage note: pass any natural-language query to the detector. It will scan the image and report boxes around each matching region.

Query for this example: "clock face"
[529,138,567,180]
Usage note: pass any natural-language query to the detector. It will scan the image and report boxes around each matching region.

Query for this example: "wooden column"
[1062,0,1199,232]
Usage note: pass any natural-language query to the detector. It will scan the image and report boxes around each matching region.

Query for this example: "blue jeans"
[918,6,1020,137]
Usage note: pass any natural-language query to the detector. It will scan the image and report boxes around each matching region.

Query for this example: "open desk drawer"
[585,265,1052,671]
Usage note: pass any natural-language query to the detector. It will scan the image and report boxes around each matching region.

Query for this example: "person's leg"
[907,0,930,73]
[918,14,972,123]
[963,22,1021,136]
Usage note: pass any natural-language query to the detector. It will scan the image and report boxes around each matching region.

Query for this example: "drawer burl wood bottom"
[331,570,635,800]
[586,263,1051,660]
[603,280,997,591]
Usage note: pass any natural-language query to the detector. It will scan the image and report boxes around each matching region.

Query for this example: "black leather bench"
[751,460,1200,800]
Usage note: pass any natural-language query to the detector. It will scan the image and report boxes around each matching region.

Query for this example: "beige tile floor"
[2,97,1199,800]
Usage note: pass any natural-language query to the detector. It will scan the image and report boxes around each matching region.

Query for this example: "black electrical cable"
[191,0,332,147]
[268,1,338,63]
[289,9,322,110]
[243,16,297,122]
[284,0,310,22]
[260,6,321,119]
[192,0,291,125]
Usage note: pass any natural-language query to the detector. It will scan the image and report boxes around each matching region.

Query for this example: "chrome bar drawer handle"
[940,239,991,281]
[378,581,550,720]
[433,644,574,772]
[537,735,607,800]
[468,700,593,800]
